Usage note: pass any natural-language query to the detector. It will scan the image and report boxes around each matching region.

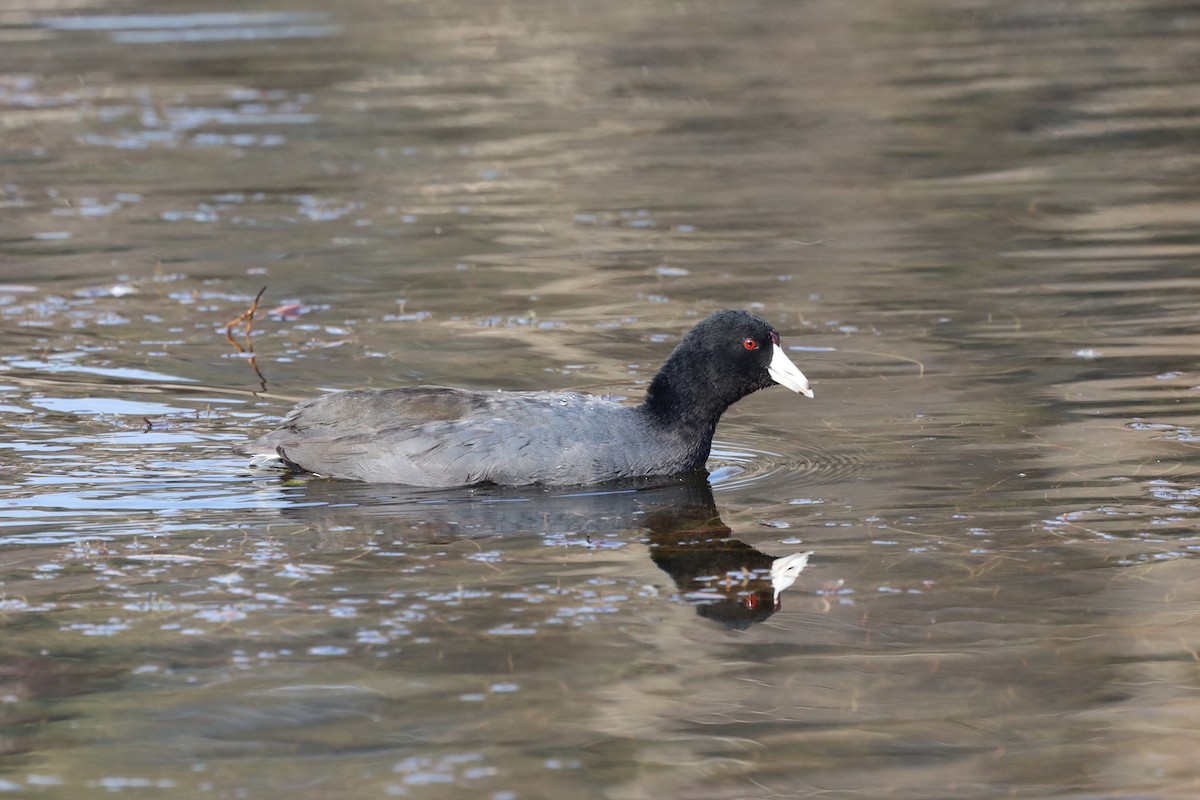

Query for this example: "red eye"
[743,338,759,351]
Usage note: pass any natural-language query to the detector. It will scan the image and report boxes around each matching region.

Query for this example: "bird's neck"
[640,352,732,449]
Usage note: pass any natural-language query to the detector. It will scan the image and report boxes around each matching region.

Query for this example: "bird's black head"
[643,309,812,426]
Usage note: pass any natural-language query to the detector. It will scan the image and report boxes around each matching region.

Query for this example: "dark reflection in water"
[3,0,1200,797]
[283,475,810,628]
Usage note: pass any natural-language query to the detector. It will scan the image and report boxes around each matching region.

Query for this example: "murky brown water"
[3,0,1200,797]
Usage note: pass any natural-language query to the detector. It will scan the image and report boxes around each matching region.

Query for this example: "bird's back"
[241,386,691,486]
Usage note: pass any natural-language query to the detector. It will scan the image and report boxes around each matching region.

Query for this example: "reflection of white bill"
[772,551,814,601]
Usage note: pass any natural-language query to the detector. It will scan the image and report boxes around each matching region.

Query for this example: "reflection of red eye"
[744,594,759,609]
[743,338,758,351]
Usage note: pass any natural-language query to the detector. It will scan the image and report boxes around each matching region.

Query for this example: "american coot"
[239,309,813,487]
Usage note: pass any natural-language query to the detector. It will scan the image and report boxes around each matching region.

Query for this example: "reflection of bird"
[641,487,814,629]
[274,475,813,629]
[238,310,812,487]
[771,551,813,602]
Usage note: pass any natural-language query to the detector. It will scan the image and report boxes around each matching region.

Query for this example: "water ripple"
[708,436,866,492]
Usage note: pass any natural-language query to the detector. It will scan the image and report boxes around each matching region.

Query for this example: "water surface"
[3,0,1200,797]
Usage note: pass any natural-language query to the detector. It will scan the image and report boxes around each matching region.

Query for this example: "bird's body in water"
[238,309,813,487]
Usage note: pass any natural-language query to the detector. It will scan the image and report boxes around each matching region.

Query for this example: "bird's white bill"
[767,344,814,398]
[771,551,813,602]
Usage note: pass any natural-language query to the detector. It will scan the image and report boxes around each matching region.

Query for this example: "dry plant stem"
[225,286,268,353]
[224,286,270,391]
[247,353,268,393]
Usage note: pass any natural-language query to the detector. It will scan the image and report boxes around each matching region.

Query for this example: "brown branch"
[246,354,268,394]
[225,286,268,353]
[224,286,270,392]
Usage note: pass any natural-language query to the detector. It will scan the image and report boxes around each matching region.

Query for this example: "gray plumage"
[237,309,813,487]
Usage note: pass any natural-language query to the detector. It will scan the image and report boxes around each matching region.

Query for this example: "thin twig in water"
[246,353,268,394]
[225,286,267,353]
[224,286,269,392]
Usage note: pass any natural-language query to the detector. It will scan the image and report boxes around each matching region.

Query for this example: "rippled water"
[3,0,1200,797]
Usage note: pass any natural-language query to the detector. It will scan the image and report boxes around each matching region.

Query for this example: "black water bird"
[239,309,813,487]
